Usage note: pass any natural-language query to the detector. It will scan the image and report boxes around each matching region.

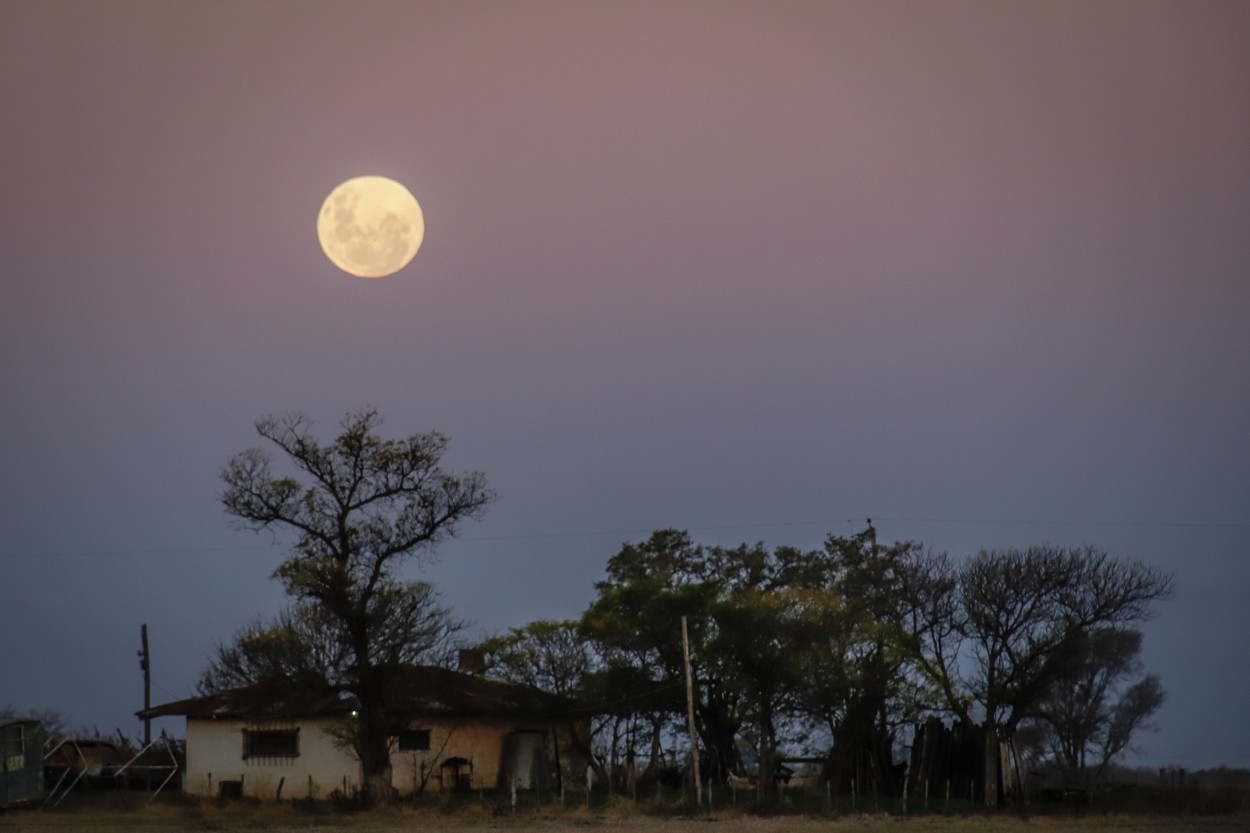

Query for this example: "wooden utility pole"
[139,623,152,746]
[681,616,702,808]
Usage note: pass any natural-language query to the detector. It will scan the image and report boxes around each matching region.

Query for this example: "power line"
[4,516,1246,561]
[866,516,1250,531]
[0,543,284,561]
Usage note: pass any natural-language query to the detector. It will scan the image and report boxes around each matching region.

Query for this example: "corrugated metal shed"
[1,719,46,808]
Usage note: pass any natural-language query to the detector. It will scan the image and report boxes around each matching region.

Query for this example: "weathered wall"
[392,719,500,794]
[184,718,356,799]
[1,720,47,807]
[390,718,574,795]
[185,716,585,799]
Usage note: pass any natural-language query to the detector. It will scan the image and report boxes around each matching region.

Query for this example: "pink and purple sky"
[2,0,1248,767]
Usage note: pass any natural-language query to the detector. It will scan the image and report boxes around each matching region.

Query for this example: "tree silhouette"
[221,409,493,802]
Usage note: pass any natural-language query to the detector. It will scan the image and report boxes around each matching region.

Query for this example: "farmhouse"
[139,666,588,800]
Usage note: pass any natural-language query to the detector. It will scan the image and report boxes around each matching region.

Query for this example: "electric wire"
[4,514,1247,561]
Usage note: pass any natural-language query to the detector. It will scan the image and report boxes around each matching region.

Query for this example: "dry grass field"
[4,795,1249,833]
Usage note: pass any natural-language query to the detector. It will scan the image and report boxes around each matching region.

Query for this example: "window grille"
[242,727,299,763]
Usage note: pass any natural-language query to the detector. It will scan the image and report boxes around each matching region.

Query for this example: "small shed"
[1,719,46,808]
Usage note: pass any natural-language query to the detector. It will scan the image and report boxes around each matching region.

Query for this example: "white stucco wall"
[184,718,357,799]
[181,716,585,799]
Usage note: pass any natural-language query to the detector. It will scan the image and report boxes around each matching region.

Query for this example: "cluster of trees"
[479,528,1172,804]
[208,411,1171,806]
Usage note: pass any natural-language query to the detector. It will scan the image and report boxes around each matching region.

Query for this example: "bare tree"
[198,584,463,694]
[1101,674,1165,771]
[898,548,968,720]
[198,602,350,693]
[220,409,494,803]
[1038,627,1164,784]
[0,704,69,737]
[959,545,1172,804]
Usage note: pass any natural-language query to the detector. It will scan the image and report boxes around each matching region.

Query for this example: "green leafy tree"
[477,619,604,781]
[780,530,922,795]
[478,619,591,698]
[580,532,720,785]
[574,528,918,802]
[709,581,839,803]
[220,409,493,803]
[579,531,734,786]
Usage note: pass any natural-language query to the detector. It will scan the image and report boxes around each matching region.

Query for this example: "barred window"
[243,728,298,761]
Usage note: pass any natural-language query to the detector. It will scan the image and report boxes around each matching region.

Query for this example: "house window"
[397,728,430,752]
[243,728,299,761]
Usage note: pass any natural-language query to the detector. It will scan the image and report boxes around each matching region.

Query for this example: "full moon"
[316,175,425,278]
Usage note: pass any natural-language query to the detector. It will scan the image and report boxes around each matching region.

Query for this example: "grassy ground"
[4,793,1250,833]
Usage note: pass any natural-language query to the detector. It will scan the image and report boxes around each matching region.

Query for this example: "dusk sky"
[2,1,1247,769]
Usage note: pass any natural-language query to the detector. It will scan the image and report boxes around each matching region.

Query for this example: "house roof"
[138,666,582,722]
[139,674,348,721]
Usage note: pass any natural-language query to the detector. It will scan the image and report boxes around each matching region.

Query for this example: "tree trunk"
[982,723,998,807]
[757,707,779,806]
[355,706,394,805]
[697,704,741,782]
[352,656,395,806]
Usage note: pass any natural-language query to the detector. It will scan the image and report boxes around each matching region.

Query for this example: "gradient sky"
[2,1,1247,768]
